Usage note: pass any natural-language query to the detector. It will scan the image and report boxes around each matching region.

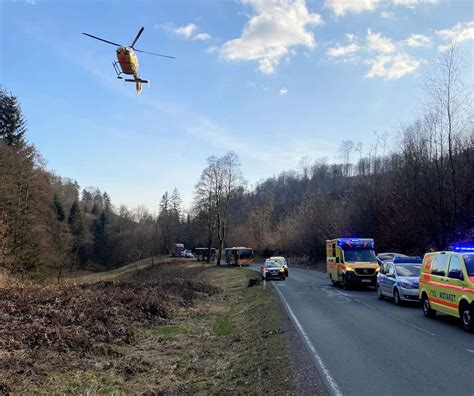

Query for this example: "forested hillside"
[0,48,472,278]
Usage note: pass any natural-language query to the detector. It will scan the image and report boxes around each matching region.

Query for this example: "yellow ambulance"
[419,246,474,332]
[326,238,379,289]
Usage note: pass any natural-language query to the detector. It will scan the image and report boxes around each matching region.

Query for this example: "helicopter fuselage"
[116,46,139,75]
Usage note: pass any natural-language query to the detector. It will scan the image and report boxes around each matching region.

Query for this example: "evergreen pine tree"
[170,188,182,219]
[103,192,111,212]
[53,193,65,221]
[67,200,83,236]
[92,211,109,265]
[159,192,170,215]
[0,88,26,146]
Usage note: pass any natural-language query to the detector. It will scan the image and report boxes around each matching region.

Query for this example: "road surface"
[252,264,474,395]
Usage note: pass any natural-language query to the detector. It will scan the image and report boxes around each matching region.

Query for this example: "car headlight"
[400,282,414,289]
[279,268,284,272]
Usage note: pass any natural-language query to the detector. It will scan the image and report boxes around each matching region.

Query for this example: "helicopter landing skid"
[124,78,149,84]
[112,61,123,79]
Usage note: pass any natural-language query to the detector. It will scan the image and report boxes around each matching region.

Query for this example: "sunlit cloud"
[219,0,323,74]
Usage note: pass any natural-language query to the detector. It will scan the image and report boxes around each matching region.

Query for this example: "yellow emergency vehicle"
[326,238,379,289]
[419,246,474,332]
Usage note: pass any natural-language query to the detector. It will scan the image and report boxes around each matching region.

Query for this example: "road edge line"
[273,285,342,396]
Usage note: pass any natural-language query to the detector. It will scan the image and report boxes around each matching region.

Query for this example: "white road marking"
[273,285,342,396]
[468,349,474,354]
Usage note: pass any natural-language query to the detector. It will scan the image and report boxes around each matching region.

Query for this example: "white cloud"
[193,33,212,41]
[327,30,425,79]
[327,43,361,59]
[325,0,380,16]
[365,53,420,79]
[219,0,323,74]
[206,46,218,54]
[401,33,431,47]
[390,0,437,7]
[380,10,395,19]
[367,29,396,53]
[160,22,212,41]
[279,87,288,96]
[437,21,474,51]
[174,23,198,39]
[325,0,437,15]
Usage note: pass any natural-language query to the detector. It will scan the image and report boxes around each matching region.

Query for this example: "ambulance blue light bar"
[337,238,374,250]
[450,245,474,252]
[393,256,422,264]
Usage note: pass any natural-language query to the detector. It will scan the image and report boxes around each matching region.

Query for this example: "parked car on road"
[260,260,286,281]
[377,256,422,305]
[376,252,408,265]
[419,246,474,332]
[270,256,288,277]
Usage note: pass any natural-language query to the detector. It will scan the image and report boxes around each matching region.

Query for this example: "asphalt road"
[251,264,474,396]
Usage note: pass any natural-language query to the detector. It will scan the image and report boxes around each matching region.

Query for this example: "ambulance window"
[332,244,336,257]
[447,256,462,278]
[431,255,448,276]
[464,254,474,276]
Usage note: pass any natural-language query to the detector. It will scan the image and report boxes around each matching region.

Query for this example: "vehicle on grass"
[194,247,216,262]
[376,252,408,265]
[169,243,185,257]
[419,245,474,332]
[270,256,289,277]
[377,257,422,305]
[326,238,379,289]
[184,250,194,259]
[225,247,254,266]
[260,260,286,281]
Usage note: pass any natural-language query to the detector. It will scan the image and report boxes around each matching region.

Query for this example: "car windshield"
[395,264,421,277]
[463,254,474,276]
[344,250,376,262]
[265,261,278,268]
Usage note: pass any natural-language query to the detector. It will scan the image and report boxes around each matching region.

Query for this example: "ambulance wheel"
[393,288,402,306]
[330,274,336,285]
[377,284,384,300]
[460,302,474,333]
[422,294,436,318]
[341,275,350,290]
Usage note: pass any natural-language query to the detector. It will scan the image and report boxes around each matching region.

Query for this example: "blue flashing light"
[337,238,375,250]
[393,256,422,264]
[450,245,474,252]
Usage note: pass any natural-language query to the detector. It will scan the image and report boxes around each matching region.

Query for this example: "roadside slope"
[0,259,296,394]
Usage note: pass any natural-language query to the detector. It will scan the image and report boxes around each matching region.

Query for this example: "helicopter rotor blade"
[130,27,145,48]
[82,32,122,47]
[135,49,176,59]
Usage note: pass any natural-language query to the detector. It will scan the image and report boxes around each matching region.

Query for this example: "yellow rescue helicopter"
[82,27,175,94]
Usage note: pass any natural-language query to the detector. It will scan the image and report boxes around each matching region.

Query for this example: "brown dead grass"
[0,259,295,394]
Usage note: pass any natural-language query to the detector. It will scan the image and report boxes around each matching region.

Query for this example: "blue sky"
[1,0,473,211]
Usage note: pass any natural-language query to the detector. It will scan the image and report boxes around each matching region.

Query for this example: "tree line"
[0,47,472,278]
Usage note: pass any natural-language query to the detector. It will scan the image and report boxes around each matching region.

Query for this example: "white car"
[269,256,288,277]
